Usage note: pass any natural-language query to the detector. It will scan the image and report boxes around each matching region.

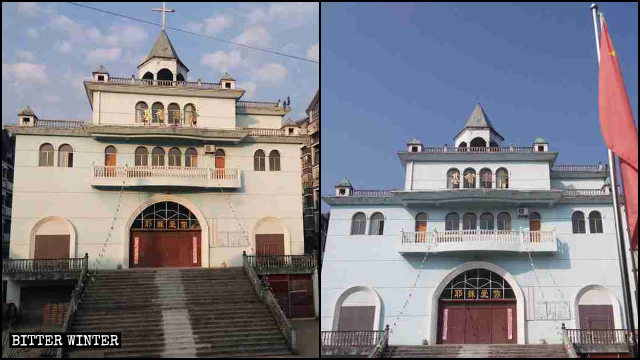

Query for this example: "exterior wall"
[321,201,627,345]
[137,58,186,80]
[551,178,606,189]
[9,134,304,269]
[410,161,550,190]
[236,114,283,129]
[92,91,237,129]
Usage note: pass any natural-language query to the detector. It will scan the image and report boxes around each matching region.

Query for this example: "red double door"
[130,231,201,268]
[437,301,517,344]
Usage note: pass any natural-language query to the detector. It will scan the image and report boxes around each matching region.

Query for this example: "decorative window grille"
[440,269,515,301]
[131,201,200,231]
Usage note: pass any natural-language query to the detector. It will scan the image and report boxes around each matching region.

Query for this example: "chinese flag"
[598,18,638,250]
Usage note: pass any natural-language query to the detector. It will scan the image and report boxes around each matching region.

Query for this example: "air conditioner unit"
[204,145,216,154]
[517,207,529,217]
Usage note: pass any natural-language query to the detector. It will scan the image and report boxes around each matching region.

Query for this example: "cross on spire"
[153,2,175,30]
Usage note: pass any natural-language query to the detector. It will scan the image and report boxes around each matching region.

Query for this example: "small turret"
[407,138,423,153]
[335,178,354,196]
[533,137,548,152]
[18,105,37,127]
[92,65,109,82]
[220,72,236,89]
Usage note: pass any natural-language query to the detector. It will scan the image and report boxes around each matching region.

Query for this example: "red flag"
[598,18,638,250]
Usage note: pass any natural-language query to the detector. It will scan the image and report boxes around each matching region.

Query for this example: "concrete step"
[73,315,277,329]
[387,345,568,358]
[98,338,289,357]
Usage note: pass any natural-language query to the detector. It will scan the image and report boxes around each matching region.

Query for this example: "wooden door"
[256,234,285,255]
[289,274,314,318]
[338,306,376,331]
[579,305,615,343]
[130,231,200,267]
[34,235,70,259]
[215,154,225,179]
[530,217,541,242]
[105,152,116,177]
[416,221,427,243]
[491,303,517,344]
[265,274,290,317]
[465,303,493,344]
[438,302,466,344]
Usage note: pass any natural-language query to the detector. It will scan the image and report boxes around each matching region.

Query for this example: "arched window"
[440,269,515,300]
[167,103,180,125]
[58,144,73,168]
[269,150,281,171]
[496,168,509,189]
[588,211,603,234]
[254,150,266,171]
[38,143,54,167]
[152,147,165,166]
[142,72,153,80]
[463,213,477,230]
[214,149,225,179]
[157,68,173,82]
[463,168,476,188]
[445,213,460,231]
[572,211,586,234]
[529,212,542,242]
[457,142,467,152]
[135,101,148,123]
[135,147,148,166]
[184,104,197,126]
[497,212,512,231]
[168,148,181,167]
[447,168,460,189]
[369,213,384,235]
[131,201,200,231]
[185,148,198,167]
[470,137,486,148]
[104,146,117,166]
[176,73,185,82]
[335,287,380,331]
[479,212,494,230]
[152,102,164,124]
[480,168,492,188]
[415,213,428,232]
[350,212,366,235]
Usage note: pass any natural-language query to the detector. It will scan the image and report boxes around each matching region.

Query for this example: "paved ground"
[290,318,319,358]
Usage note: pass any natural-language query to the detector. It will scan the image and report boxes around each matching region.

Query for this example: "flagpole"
[591,5,637,355]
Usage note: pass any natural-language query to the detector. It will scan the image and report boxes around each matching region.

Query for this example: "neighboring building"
[3,29,317,332]
[320,212,329,267]
[298,89,320,254]
[2,128,14,261]
[321,104,635,357]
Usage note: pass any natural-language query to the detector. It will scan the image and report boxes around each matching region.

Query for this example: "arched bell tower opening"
[157,68,173,82]
[470,137,487,148]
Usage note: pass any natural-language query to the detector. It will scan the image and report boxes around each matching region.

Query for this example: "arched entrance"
[431,263,525,344]
[129,201,201,268]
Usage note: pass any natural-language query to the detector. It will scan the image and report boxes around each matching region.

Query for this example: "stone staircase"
[385,344,569,358]
[68,267,293,358]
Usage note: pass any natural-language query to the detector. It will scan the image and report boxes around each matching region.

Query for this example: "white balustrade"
[92,165,241,188]
[399,229,556,253]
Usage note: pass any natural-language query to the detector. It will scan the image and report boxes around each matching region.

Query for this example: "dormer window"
[411,146,418,152]
[538,145,544,152]
[225,82,231,89]
[339,188,346,195]
[97,75,104,82]
[22,118,30,124]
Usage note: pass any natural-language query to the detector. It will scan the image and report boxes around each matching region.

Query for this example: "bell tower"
[454,104,504,149]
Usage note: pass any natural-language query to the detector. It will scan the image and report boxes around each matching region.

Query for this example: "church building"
[321,104,636,357]
[3,27,316,329]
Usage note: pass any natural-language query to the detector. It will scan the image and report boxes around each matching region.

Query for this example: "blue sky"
[2,2,318,124]
[321,2,638,211]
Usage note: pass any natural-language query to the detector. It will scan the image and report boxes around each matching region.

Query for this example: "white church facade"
[321,104,636,347]
[3,29,310,316]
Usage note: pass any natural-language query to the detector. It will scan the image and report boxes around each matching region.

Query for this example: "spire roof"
[18,105,35,116]
[465,103,494,129]
[407,137,422,145]
[336,178,353,188]
[139,30,188,70]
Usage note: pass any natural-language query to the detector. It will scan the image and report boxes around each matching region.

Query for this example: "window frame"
[38,143,55,167]
[57,144,73,168]
[254,150,266,171]
[369,212,385,235]
[572,211,586,234]
[350,212,367,235]
[588,211,603,234]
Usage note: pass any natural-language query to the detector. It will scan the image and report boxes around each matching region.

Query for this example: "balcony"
[91,165,241,189]
[2,256,87,281]
[398,230,557,253]
[238,127,287,137]
[106,77,224,89]
[321,330,385,357]
[562,189,610,197]
[421,146,535,153]
[564,328,635,356]
[245,254,317,275]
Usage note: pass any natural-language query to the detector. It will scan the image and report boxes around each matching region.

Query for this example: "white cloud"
[246,3,318,28]
[201,50,244,72]
[27,28,39,38]
[16,50,36,62]
[253,63,287,84]
[2,62,48,84]
[234,27,271,47]
[237,81,257,98]
[306,43,319,62]
[53,40,73,54]
[103,25,148,47]
[49,15,147,49]
[187,14,233,36]
[85,48,122,64]
[17,2,40,17]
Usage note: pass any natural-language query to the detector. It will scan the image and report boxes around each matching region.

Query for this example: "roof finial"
[153,2,175,30]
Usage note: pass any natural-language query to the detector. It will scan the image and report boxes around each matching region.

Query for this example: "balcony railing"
[420,146,535,153]
[91,165,241,188]
[321,330,385,348]
[238,127,287,136]
[3,257,87,274]
[236,100,288,110]
[245,254,317,274]
[552,164,605,171]
[562,189,610,197]
[565,329,631,345]
[399,230,557,253]
[33,119,85,129]
[105,77,223,89]
[352,190,393,197]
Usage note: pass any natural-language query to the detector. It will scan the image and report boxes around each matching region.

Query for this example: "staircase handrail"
[561,323,580,358]
[56,253,89,358]
[369,324,390,358]
[242,251,297,354]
